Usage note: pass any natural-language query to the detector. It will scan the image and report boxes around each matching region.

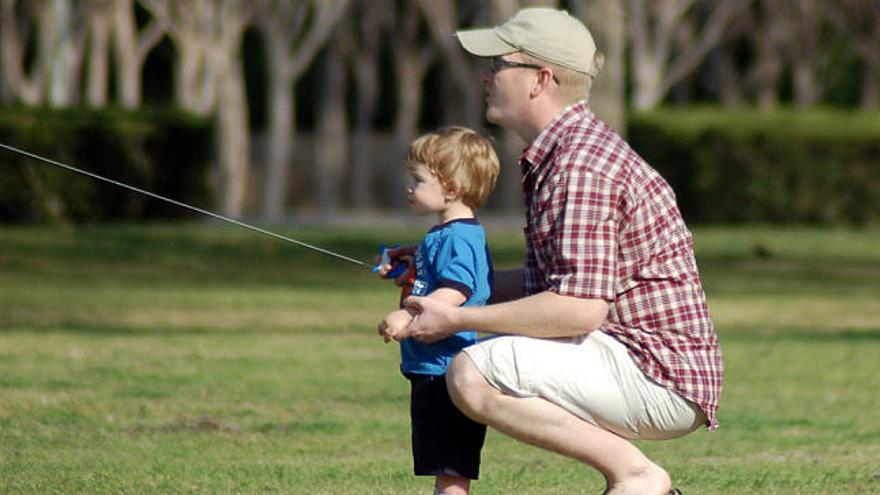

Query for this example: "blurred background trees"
[0,0,877,224]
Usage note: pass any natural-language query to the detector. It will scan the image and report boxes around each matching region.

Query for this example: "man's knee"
[446,353,490,421]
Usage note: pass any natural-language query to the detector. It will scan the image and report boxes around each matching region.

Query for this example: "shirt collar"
[428,217,480,233]
[520,100,592,171]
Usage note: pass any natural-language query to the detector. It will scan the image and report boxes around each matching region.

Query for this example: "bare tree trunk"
[143,0,216,115]
[789,0,823,107]
[391,54,431,208]
[2,0,96,107]
[112,0,138,107]
[389,1,437,208]
[628,0,666,111]
[67,4,90,106]
[349,113,377,210]
[416,0,482,128]
[48,0,74,106]
[351,60,381,210]
[746,1,786,109]
[341,2,387,210]
[0,47,8,104]
[700,4,751,107]
[855,3,880,109]
[826,0,880,109]
[149,0,246,216]
[263,61,295,222]
[571,0,626,133]
[316,42,348,215]
[629,0,753,111]
[211,2,251,218]
[86,3,111,107]
[714,48,745,107]
[254,0,351,222]
[1,0,48,105]
[394,64,425,142]
[216,63,250,219]
[111,0,164,109]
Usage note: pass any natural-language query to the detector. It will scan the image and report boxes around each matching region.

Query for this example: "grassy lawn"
[1,223,878,494]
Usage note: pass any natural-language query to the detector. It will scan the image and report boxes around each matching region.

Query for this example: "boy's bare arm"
[426,287,468,307]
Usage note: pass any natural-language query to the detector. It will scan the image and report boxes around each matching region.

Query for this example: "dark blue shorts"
[406,373,487,480]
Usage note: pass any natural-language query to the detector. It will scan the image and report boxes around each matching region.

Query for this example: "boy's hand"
[374,245,417,286]
[377,308,418,343]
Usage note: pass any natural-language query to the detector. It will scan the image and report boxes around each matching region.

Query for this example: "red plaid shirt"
[520,102,723,429]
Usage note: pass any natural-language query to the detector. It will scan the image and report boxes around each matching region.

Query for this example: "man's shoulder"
[558,110,624,153]
[554,112,654,186]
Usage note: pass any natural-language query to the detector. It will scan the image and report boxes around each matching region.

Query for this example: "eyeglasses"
[489,56,558,83]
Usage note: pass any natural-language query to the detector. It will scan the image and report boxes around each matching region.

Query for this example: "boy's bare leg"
[447,355,672,495]
[435,475,470,495]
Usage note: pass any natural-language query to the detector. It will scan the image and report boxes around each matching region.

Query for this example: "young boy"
[377,126,500,495]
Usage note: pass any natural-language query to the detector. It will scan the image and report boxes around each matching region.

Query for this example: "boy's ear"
[444,183,463,201]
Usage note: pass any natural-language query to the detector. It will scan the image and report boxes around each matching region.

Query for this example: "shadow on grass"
[699,257,880,294]
[6,321,878,343]
[6,225,879,291]
[1,322,371,337]
[721,328,880,342]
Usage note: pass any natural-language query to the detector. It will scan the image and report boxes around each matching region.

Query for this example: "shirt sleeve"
[431,231,478,301]
[546,155,618,301]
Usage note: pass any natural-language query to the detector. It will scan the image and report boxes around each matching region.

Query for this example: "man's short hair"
[520,51,606,106]
[406,127,500,210]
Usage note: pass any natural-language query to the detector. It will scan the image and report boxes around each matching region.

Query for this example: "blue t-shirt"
[401,218,493,376]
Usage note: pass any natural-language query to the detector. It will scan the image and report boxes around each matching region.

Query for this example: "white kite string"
[0,142,368,267]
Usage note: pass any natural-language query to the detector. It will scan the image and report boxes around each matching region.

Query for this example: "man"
[398,8,723,495]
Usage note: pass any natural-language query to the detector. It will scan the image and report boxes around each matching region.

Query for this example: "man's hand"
[377,308,417,343]
[402,296,462,344]
[374,245,417,286]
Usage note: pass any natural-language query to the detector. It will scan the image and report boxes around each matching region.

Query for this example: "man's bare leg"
[446,354,671,495]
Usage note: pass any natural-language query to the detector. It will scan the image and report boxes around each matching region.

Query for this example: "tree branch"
[662,0,753,95]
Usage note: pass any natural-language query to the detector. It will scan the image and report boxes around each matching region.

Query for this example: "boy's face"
[406,163,449,216]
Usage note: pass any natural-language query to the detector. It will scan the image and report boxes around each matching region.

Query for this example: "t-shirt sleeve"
[431,232,478,301]
[546,160,618,301]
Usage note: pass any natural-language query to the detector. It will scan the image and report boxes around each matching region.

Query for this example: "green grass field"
[1,223,878,494]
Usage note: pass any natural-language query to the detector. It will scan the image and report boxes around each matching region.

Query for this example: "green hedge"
[628,107,880,225]
[0,107,213,223]
[2,106,877,225]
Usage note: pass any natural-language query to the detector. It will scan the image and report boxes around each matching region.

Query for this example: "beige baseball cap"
[456,8,599,76]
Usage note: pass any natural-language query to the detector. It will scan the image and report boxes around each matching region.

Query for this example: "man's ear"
[531,69,555,98]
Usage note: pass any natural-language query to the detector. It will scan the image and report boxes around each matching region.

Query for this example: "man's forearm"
[489,268,524,304]
[458,291,609,338]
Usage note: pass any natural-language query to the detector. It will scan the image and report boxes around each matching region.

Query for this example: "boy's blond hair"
[406,126,500,209]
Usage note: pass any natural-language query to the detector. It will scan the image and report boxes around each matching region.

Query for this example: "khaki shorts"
[462,331,707,440]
